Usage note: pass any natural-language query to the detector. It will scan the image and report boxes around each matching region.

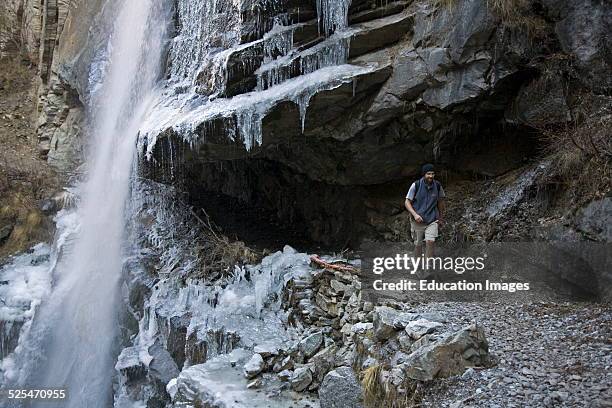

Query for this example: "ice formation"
[317,0,352,36]
[139,0,358,154]
[169,0,241,91]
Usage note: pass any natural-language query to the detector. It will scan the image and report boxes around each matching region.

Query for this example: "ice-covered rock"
[0,243,52,367]
[173,349,316,407]
[244,353,265,379]
[148,341,180,384]
[254,343,280,358]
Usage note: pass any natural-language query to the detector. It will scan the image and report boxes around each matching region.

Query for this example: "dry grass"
[0,192,51,258]
[362,365,386,407]
[361,364,424,408]
[488,0,548,36]
[188,206,261,279]
[0,55,58,258]
[0,56,32,88]
[432,0,456,9]
[536,88,611,208]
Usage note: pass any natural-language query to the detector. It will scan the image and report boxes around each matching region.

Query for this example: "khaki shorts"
[410,219,439,245]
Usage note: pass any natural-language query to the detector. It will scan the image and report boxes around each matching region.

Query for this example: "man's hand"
[414,214,424,223]
[437,218,444,227]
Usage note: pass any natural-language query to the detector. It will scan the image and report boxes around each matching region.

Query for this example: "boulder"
[278,369,293,381]
[399,324,489,381]
[309,345,338,382]
[319,366,364,408]
[405,319,443,340]
[409,334,437,353]
[291,366,313,391]
[298,332,324,358]
[372,306,418,340]
[273,355,294,372]
[243,353,265,378]
[350,322,373,335]
[575,198,612,242]
[372,306,398,340]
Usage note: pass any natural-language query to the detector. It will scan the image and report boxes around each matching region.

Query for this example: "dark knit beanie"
[421,163,434,175]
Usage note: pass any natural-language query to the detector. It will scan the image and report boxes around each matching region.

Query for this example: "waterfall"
[4,0,169,406]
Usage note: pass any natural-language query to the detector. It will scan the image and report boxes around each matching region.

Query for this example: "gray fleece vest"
[412,178,441,224]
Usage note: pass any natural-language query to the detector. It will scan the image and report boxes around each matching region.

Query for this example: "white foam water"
[3,0,170,406]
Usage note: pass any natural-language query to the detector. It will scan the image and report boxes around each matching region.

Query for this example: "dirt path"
[416,301,612,408]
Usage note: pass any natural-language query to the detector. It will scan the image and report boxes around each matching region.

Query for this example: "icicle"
[256,24,296,91]
[169,0,241,91]
[262,22,294,63]
[294,92,314,134]
[237,110,263,151]
[316,0,352,36]
[300,35,350,76]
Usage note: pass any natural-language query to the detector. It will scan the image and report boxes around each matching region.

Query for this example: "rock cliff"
[3,0,609,287]
[138,0,611,246]
[7,0,609,247]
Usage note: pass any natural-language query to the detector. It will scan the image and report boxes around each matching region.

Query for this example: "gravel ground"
[413,301,611,408]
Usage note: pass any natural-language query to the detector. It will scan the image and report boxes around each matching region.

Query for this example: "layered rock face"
[35,0,110,174]
[138,0,610,245]
[0,0,86,173]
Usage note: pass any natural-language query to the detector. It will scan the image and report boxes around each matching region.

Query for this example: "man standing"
[404,164,446,259]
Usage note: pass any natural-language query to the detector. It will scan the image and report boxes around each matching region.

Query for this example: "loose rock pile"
[243,259,491,407]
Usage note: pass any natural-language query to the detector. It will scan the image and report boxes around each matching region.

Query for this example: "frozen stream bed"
[169,348,319,408]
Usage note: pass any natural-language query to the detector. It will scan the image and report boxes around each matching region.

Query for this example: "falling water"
[7,0,169,406]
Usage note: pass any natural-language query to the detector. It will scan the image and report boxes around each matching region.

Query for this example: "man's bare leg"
[423,240,436,278]
[414,243,423,258]
[425,240,435,259]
